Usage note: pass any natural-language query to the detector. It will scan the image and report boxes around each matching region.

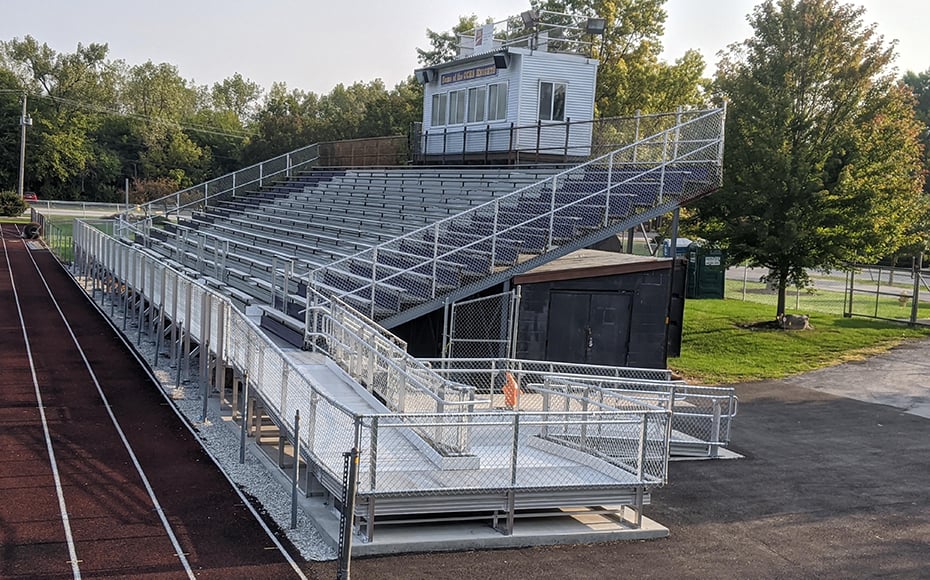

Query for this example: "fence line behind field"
[727,264,930,326]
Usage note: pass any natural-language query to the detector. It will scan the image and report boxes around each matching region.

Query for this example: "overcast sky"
[1,1,927,95]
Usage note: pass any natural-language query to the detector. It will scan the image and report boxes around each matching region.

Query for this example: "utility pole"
[18,93,32,197]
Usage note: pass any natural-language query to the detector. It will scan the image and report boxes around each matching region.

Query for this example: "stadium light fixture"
[585,17,607,36]
[520,10,539,29]
[414,69,436,85]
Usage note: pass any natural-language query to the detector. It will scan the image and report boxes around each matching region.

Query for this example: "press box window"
[539,81,566,122]
[488,83,507,121]
[431,93,448,126]
[448,89,466,125]
[467,86,486,123]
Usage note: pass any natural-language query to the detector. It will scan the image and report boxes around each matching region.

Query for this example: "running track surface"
[0,223,311,579]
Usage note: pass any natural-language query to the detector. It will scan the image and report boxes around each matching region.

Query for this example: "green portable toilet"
[686,244,726,299]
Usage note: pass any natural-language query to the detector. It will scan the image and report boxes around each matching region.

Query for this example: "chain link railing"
[538,375,737,457]
[445,290,518,359]
[420,359,736,456]
[72,221,678,540]
[114,143,322,243]
[421,357,672,393]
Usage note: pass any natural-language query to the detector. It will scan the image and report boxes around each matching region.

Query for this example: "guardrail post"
[432,221,440,285]
[397,360,407,413]
[183,280,193,379]
[910,254,922,326]
[176,321,185,388]
[336,419,362,580]
[491,200,499,271]
[638,413,651,481]
[548,178,556,249]
[710,400,721,459]
[369,417,378,492]
[170,276,180,366]
[604,151,614,227]
[136,259,145,345]
[200,292,211,382]
[122,250,130,331]
[507,413,520,536]
[291,410,300,529]
[563,117,571,161]
[201,304,212,423]
[239,372,249,464]
[155,267,167,364]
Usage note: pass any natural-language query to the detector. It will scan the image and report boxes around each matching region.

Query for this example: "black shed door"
[545,291,633,365]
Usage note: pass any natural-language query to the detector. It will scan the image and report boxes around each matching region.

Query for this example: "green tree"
[210,72,263,122]
[0,190,27,216]
[0,36,120,198]
[687,0,927,318]
[902,68,930,194]
[417,15,481,66]
[0,69,24,191]
[534,0,706,115]
[242,83,320,163]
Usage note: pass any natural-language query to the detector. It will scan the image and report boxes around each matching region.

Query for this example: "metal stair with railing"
[309,106,725,330]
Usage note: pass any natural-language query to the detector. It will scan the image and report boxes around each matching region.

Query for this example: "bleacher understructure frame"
[67,105,736,545]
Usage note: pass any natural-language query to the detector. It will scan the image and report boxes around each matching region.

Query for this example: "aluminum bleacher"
[80,105,734,547]
[121,107,724,330]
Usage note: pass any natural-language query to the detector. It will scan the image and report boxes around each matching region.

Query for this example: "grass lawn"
[671,298,930,385]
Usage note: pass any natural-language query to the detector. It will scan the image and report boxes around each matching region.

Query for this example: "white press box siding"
[417,47,598,157]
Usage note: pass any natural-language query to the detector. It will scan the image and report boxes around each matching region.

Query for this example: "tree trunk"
[776,275,788,318]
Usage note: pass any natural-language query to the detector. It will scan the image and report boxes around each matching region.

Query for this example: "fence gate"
[445,290,520,359]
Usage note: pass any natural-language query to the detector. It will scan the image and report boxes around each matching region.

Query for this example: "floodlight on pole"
[18,92,32,198]
[585,17,607,36]
[520,10,539,29]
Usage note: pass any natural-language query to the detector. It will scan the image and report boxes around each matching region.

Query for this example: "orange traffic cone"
[503,372,522,409]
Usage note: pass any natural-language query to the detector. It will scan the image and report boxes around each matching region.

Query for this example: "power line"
[45,94,256,139]
[2,89,256,140]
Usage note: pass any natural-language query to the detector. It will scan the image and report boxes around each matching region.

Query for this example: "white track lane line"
[18,234,197,579]
[2,227,82,580]
[76,271,310,580]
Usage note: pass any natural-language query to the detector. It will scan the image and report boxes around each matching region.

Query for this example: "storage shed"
[512,249,685,369]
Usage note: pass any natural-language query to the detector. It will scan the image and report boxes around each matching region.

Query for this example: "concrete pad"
[349,511,668,557]
[235,403,668,557]
[780,339,930,418]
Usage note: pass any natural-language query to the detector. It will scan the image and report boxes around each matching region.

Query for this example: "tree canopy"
[0,35,422,201]
[686,0,928,318]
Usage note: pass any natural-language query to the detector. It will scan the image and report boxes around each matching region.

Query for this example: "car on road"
[22,192,38,202]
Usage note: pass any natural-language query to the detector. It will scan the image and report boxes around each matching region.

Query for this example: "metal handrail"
[309,106,726,321]
[120,142,322,225]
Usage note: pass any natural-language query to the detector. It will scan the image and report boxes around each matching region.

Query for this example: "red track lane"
[0,224,309,579]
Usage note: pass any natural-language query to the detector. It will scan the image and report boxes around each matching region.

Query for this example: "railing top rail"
[422,357,674,378]
[313,106,725,282]
[123,142,322,220]
[418,105,715,136]
[306,285,478,400]
[535,382,671,413]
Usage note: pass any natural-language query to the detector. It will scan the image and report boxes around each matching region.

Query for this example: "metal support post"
[239,372,249,464]
[910,253,923,326]
[291,410,301,529]
[336,419,362,580]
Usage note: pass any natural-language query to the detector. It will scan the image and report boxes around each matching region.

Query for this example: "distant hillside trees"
[0,36,422,201]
